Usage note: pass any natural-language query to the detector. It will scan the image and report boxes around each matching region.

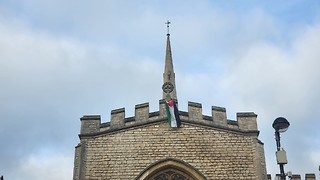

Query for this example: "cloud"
[220,21,320,175]
[0,14,163,179]
[1,1,320,179]
[12,152,73,180]
[157,10,320,176]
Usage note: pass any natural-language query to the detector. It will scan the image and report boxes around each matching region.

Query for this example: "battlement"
[79,100,259,136]
[267,173,316,180]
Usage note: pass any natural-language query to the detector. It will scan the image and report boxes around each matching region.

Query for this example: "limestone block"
[305,173,316,180]
[80,115,101,134]
[159,99,167,118]
[212,106,227,127]
[188,101,202,121]
[291,174,301,180]
[110,108,125,128]
[237,112,258,131]
[135,102,149,121]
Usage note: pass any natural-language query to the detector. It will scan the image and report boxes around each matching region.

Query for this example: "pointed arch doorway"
[136,158,207,180]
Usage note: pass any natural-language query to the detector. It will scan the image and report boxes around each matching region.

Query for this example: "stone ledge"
[80,115,100,121]
[188,101,202,108]
[79,101,260,138]
[111,108,125,114]
[79,117,259,138]
[237,112,257,117]
[135,102,149,109]
[227,120,238,125]
[212,106,226,112]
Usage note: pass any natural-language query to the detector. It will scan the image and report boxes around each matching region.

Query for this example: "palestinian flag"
[165,100,181,128]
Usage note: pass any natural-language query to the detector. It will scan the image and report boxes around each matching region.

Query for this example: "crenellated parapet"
[267,173,316,180]
[237,112,258,131]
[212,106,227,127]
[79,100,259,136]
[110,108,125,128]
[188,101,202,121]
[80,115,101,134]
[135,102,149,121]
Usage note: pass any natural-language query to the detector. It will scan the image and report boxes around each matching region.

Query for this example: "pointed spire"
[162,21,177,100]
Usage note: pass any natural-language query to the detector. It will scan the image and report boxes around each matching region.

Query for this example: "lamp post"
[273,117,290,180]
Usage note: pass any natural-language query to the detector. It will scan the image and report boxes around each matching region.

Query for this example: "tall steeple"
[162,21,177,100]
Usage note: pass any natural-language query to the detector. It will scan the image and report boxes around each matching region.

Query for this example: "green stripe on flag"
[165,103,172,127]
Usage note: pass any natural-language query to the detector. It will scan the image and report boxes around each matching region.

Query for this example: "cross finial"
[165,20,171,35]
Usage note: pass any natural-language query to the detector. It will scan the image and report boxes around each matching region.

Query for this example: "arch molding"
[136,158,206,180]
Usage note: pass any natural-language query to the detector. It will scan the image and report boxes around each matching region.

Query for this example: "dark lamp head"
[273,117,290,133]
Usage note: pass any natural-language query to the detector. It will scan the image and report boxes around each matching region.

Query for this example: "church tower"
[72,23,268,180]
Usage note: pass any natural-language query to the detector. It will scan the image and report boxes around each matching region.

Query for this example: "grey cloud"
[0,16,163,179]
[220,23,320,176]
[1,1,320,179]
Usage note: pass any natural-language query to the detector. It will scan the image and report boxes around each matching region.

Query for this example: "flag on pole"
[165,100,181,128]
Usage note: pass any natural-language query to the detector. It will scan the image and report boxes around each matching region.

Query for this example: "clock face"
[162,82,174,93]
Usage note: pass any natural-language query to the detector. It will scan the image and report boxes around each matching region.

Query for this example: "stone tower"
[72,28,268,180]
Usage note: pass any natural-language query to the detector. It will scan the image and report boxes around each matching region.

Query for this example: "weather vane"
[165,20,171,35]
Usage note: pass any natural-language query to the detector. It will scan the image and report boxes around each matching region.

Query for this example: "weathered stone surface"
[212,106,227,127]
[73,101,267,180]
[110,108,125,129]
[75,121,265,179]
[188,101,202,121]
[135,102,149,121]
[237,112,258,131]
[80,115,101,134]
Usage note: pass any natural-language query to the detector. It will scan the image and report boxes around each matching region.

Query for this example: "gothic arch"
[136,158,207,180]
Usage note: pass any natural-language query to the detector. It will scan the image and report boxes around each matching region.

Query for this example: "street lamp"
[273,117,290,180]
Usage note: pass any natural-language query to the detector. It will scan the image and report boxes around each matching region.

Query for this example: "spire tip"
[165,20,171,35]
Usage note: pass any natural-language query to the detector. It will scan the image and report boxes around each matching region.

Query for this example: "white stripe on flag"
[168,105,177,127]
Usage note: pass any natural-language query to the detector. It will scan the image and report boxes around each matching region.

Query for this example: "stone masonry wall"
[267,173,316,180]
[73,101,266,179]
[80,122,260,179]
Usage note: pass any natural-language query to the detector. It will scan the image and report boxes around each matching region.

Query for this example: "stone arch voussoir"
[135,157,207,180]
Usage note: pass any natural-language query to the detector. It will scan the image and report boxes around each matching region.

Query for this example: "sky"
[0,0,320,179]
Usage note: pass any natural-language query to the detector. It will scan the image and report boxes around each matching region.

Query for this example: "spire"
[162,21,177,100]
